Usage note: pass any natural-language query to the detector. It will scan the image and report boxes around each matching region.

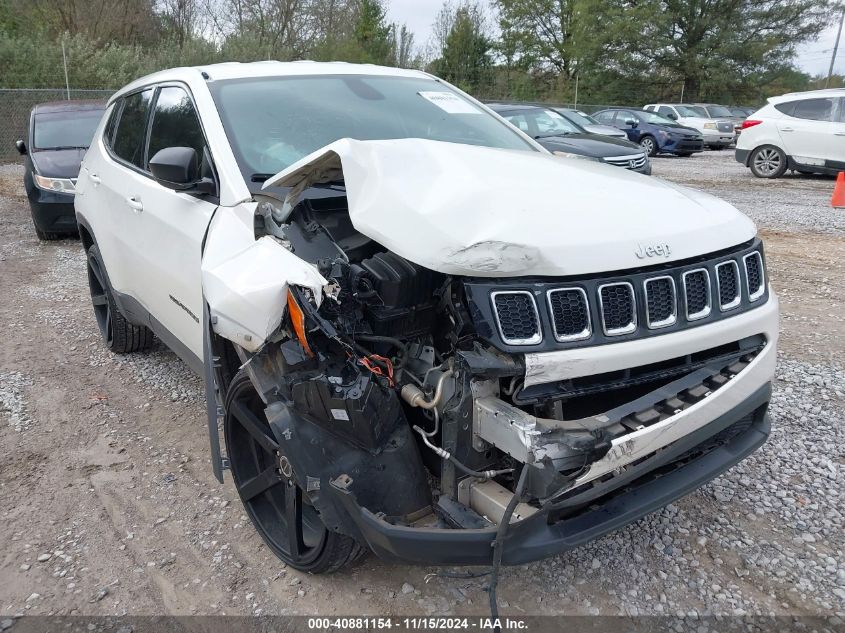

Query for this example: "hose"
[401,367,454,410]
[488,466,530,633]
[412,425,513,480]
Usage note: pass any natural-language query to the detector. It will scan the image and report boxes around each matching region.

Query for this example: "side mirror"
[666,112,678,120]
[626,119,638,127]
[15,140,27,155]
[149,147,214,194]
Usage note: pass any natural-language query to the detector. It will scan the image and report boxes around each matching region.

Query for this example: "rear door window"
[791,98,834,122]
[103,103,121,149]
[594,111,616,125]
[657,106,675,118]
[147,86,207,167]
[112,89,153,168]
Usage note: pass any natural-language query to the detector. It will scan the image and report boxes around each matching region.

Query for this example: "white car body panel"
[524,291,778,387]
[201,203,327,352]
[264,137,756,278]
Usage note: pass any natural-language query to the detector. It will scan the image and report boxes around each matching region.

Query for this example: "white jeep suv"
[735,88,845,178]
[75,62,778,576]
[644,103,736,149]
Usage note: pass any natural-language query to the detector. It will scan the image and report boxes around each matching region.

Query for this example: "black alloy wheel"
[223,370,362,573]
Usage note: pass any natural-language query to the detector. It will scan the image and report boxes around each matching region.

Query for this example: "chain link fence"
[0,89,114,163]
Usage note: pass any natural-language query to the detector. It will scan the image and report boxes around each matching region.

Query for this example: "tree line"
[0,0,840,106]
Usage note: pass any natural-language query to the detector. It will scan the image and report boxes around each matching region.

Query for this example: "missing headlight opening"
[197,138,776,589]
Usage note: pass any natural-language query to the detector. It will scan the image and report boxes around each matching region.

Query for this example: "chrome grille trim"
[546,287,592,342]
[597,282,637,336]
[716,260,741,311]
[603,154,647,169]
[643,275,677,329]
[682,268,712,321]
[490,290,542,345]
[743,251,766,302]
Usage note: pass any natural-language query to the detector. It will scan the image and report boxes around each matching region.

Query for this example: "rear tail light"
[741,119,763,129]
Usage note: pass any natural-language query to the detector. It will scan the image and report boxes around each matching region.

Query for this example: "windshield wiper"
[251,174,345,189]
[534,132,572,139]
[44,145,88,151]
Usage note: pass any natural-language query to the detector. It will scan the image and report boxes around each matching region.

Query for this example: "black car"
[15,100,106,240]
[489,104,651,174]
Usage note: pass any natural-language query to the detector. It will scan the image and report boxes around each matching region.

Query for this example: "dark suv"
[592,108,704,157]
[15,100,105,240]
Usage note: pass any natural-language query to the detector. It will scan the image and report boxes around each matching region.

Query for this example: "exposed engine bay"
[215,187,766,541]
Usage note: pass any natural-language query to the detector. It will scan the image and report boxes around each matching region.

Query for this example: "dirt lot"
[0,151,843,619]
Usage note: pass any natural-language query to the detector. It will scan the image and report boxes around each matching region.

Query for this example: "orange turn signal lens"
[287,289,314,357]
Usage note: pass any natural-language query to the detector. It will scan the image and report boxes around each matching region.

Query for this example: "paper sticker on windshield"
[418,91,480,114]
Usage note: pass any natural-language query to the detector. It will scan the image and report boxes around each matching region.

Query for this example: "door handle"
[126,196,143,212]
[89,173,101,185]
[779,127,794,132]
[835,132,845,136]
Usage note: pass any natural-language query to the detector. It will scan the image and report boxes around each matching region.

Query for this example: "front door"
[131,84,219,363]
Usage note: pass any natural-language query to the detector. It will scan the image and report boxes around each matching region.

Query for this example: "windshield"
[558,109,597,127]
[637,110,680,126]
[33,110,103,150]
[501,108,582,138]
[705,105,733,117]
[676,105,708,118]
[210,75,535,179]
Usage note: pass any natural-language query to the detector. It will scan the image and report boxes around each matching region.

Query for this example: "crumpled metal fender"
[200,201,327,352]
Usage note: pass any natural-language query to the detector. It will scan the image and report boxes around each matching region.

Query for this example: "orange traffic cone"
[832,172,845,208]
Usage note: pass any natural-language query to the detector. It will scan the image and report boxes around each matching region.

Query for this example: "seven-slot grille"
[598,283,636,335]
[485,246,766,347]
[743,251,765,300]
[547,288,591,341]
[644,276,676,328]
[491,291,542,344]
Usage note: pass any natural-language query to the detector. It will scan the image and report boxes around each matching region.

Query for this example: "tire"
[33,225,62,241]
[86,244,155,353]
[224,370,364,573]
[748,145,787,179]
[639,135,658,157]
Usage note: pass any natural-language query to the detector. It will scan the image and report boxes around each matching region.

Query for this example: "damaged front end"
[200,139,776,566]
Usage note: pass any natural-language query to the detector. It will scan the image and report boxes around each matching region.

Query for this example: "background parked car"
[592,107,704,157]
[15,100,105,240]
[490,104,651,174]
[735,88,845,178]
[728,106,755,118]
[693,103,746,136]
[643,103,736,149]
[551,107,629,138]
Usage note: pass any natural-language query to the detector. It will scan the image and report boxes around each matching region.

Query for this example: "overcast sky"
[386,0,843,77]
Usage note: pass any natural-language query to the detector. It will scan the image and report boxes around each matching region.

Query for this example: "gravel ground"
[0,152,843,621]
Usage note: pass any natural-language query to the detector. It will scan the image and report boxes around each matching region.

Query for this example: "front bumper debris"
[329,384,771,566]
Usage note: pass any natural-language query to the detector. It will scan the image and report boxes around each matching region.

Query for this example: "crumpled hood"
[264,138,756,277]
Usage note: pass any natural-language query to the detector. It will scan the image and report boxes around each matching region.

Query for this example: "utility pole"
[573,74,579,109]
[61,34,70,100]
[827,7,845,89]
